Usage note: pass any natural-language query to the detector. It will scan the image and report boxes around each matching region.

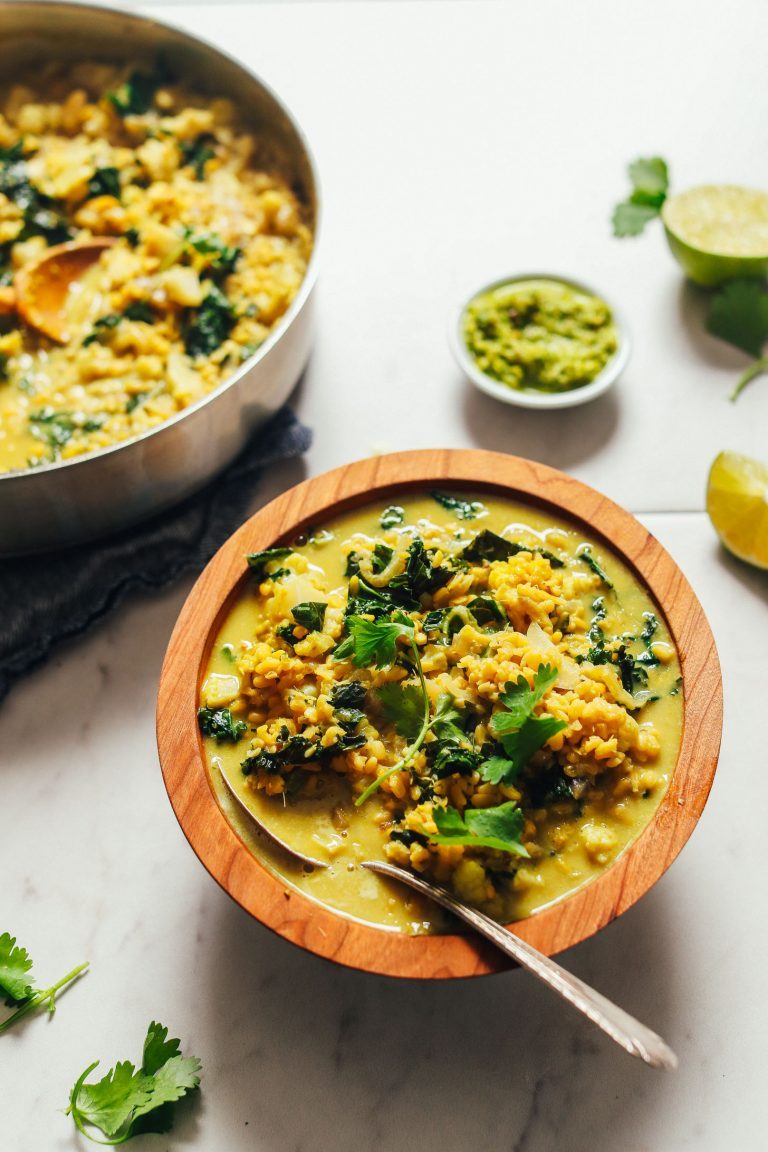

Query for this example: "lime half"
[706,450,768,568]
[662,185,768,286]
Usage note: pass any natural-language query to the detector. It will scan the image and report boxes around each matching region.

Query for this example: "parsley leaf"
[291,601,327,632]
[380,505,405,529]
[197,707,246,744]
[430,491,485,520]
[246,547,292,577]
[377,682,425,739]
[0,933,88,1035]
[334,614,413,669]
[67,1020,201,1144]
[481,665,565,785]
[612,156,669,236]
[428,802,529,856]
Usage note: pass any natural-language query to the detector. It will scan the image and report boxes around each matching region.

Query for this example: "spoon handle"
[364,860,677,1071]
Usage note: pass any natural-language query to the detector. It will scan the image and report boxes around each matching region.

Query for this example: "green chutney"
[463,278,618,394]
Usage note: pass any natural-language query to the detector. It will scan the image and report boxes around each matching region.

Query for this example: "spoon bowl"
[13,238,117,343]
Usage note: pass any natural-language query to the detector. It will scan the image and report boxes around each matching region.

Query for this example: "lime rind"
[706,450,768,569]
[662,186,768,287]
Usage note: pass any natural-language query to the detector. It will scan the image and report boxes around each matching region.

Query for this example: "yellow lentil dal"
[201,494,682,934]
[0,61,312,472]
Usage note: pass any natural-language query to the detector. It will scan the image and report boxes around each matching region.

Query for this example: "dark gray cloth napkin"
[0,407,311,704]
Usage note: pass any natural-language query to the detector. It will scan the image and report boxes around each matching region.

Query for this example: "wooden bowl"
[157,450,722,978]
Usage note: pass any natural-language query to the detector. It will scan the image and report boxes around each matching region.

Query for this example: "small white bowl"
[450,272,631,410]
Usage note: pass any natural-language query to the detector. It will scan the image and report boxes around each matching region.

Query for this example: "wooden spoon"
[12,238,116,343]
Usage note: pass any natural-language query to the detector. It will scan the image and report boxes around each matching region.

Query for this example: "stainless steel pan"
[0,0,320,555]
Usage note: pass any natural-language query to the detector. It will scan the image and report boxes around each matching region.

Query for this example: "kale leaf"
[246,546,292,577]
[87,166,121,200]
[291,601,327,632]
[197,707,247,744]
[430,491,485,520]
[379,505,405,529]
[183,286,237,357]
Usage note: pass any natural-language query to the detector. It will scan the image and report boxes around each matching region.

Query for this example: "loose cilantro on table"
[291,601,327,632]
[67,1020,201,1144]
[183,286,237,357]
[197,707,247,744]
[612,156,669,237]
[430,491,485,520]
[480,665,566,786]
[0,932,88,1036]
[706,279,768,401]
[427,802,529,856]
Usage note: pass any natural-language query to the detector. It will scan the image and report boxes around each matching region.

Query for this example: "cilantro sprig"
[612,157,669,237]
[480,665,566,786]
[0,932,88,1036]
[67,1020,201,1144]
[706,279,768,401]
[427,802,529,856]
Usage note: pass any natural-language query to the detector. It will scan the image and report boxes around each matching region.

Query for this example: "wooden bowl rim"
[156,449,723,979]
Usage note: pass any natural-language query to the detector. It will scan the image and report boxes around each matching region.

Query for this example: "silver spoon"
[364,860,677,1071]
[219,768,676,1069]
[218,762,328,870]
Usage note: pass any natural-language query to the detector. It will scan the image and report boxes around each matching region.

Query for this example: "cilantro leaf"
[291,601,327,632]
[430,693,467,742]
[492,665,559,731]
[481,665,565,785]
[0,932,34,1003]
[612,202,659,237]
[483,716,566,783]
[612,156,669,237]
[0,934,88,1035]
[377,682,424,739]
[380,505,405,529]
[246,547,292,577]
[707,279,768,358]
[197,707,246,744]
[334,615,413,669]
[628,157,669,203]
[428,802,529,856]
[430,491,485,520]
[68,1021,201,1144]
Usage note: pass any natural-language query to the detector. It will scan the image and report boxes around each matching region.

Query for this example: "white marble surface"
[3,2,768,1149]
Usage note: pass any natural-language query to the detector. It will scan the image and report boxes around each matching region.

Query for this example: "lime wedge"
[662,185,768,286]
[706,450,768,568]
